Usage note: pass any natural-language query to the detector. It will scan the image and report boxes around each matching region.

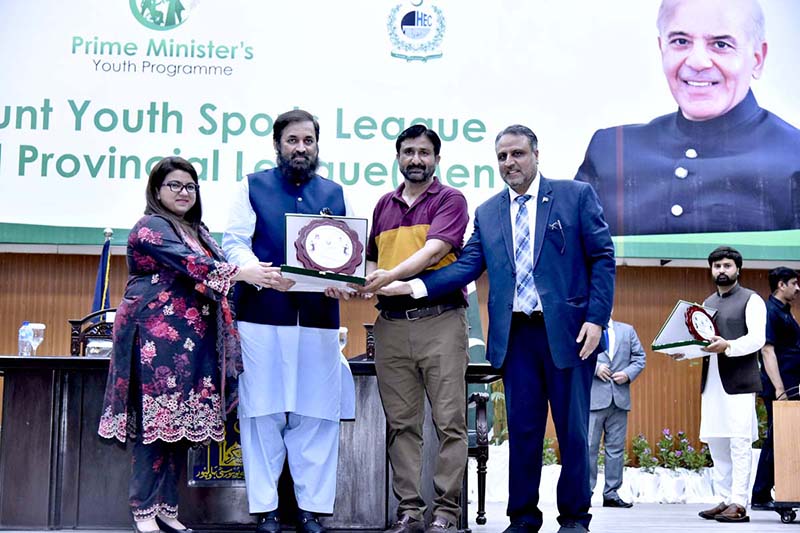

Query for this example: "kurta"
[222,175,355,422]
[699,293,766,442]
[98,214,242,444]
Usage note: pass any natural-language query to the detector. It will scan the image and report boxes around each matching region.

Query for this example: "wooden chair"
[68,308,116,356]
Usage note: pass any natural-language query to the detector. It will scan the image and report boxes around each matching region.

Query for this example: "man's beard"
[400,163,435,184]
[277,152,318,183]
[715,272,738,287]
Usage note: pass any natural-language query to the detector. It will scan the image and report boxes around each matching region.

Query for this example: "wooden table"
[0,355,499,530]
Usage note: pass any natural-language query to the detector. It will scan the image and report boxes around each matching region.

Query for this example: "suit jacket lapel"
[499,191,515,266]
[533,177,553,269]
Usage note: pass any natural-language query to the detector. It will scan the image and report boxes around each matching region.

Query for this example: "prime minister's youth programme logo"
[130,0,198,31]
[387,1,446,62]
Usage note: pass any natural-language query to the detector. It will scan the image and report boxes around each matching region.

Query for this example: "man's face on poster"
[658,0,767,122]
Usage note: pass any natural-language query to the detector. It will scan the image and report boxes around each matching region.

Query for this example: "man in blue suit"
[375,125,615,532]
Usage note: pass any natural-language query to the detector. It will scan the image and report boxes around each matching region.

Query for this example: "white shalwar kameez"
[699,293,766,508]
[223,180,355,514]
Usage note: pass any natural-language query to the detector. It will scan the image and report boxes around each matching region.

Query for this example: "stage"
[0,503,793,533]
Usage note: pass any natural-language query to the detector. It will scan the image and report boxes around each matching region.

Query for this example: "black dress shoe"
[501,521,539,532]
[557,522,589,533]
[132,521,162,533]
[297,510,326,533]
[603,496,633,508]
[256,510,281,533]
[751,500,776,511]
[154,517,193,533]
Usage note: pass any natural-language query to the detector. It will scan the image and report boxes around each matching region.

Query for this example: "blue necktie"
[514,195,538,315]
[603,329,609,353]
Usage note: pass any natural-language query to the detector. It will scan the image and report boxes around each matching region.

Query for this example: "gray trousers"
[588,404,628,499]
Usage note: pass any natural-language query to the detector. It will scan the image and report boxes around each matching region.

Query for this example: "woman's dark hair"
[145,156,203,231]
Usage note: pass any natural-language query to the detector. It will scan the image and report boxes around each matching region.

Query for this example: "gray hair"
[657,0,765,45]
[494,124,538,151]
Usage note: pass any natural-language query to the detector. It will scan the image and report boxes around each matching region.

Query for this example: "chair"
[467,391,490,525]
[68,308,116,356]
[363,324,492,525]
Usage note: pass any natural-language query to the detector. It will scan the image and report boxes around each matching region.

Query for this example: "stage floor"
[1,502,793,533]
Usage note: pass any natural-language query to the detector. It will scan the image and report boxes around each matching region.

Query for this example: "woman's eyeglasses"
[161,181,199,194]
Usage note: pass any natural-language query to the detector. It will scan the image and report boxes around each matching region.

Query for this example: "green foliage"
[632,433,659,472]
[636,429,712,471]
[656,428,683,469]
[543,437,558,465]
[681,441,711,471]
[489,383,508,445]
[754,398,768,449]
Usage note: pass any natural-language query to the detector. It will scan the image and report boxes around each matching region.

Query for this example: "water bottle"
[18,321,33,357]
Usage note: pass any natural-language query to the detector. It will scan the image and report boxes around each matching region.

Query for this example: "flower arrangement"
[656,428,683,469]
[632,433,659,471]
[543,437,558,465]
[635,428,711,471]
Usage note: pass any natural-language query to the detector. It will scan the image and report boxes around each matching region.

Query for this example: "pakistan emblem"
[129,0,198,31]
[387,1,446,62]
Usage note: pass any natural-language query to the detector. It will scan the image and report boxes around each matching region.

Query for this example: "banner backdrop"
[1,0,799,259]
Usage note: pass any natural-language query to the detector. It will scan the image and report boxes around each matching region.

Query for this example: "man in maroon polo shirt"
[362,125,470,533]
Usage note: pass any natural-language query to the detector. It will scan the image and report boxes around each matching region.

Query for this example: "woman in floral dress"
[98,157,274,533]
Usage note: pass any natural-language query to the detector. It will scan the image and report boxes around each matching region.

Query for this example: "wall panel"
[0,254,779,454]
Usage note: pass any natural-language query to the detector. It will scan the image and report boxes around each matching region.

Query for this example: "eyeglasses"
[161,181,199,194]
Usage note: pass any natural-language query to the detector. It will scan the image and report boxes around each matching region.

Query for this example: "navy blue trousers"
[502,313,594,529]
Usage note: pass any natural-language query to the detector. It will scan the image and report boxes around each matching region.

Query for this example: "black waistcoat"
[701,283,763,394]
[233,168,346,329]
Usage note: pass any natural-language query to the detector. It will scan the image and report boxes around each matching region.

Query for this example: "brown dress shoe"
[715,504,750,523]
[698,502,728,520]
[425,516,457,533]
[385,514,424,533]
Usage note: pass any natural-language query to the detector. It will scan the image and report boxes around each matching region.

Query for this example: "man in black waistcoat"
[682,246,766,523]
[223,110,355,533]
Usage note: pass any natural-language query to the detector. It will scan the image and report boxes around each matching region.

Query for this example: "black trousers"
[130,435,187,521]
[503,313,594,529]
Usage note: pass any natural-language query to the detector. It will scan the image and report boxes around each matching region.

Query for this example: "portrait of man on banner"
[575,0,800,238]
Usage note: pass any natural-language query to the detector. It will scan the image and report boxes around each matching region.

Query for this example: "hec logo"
[387,1,446,62]
[129,0,197,31]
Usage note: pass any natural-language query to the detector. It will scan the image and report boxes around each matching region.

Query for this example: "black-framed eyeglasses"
[162,181,199,194]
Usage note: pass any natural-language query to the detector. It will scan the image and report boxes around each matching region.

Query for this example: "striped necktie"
[514,195,538,315]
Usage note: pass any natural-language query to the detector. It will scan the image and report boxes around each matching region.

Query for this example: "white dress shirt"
[606,319,616,361]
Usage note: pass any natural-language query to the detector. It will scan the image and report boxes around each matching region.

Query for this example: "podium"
[774,402,800,512]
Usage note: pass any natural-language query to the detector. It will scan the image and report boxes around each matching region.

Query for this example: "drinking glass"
[29,323,46,356]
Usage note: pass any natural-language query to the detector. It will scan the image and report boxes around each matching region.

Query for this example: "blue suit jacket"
[421,176,616,369]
